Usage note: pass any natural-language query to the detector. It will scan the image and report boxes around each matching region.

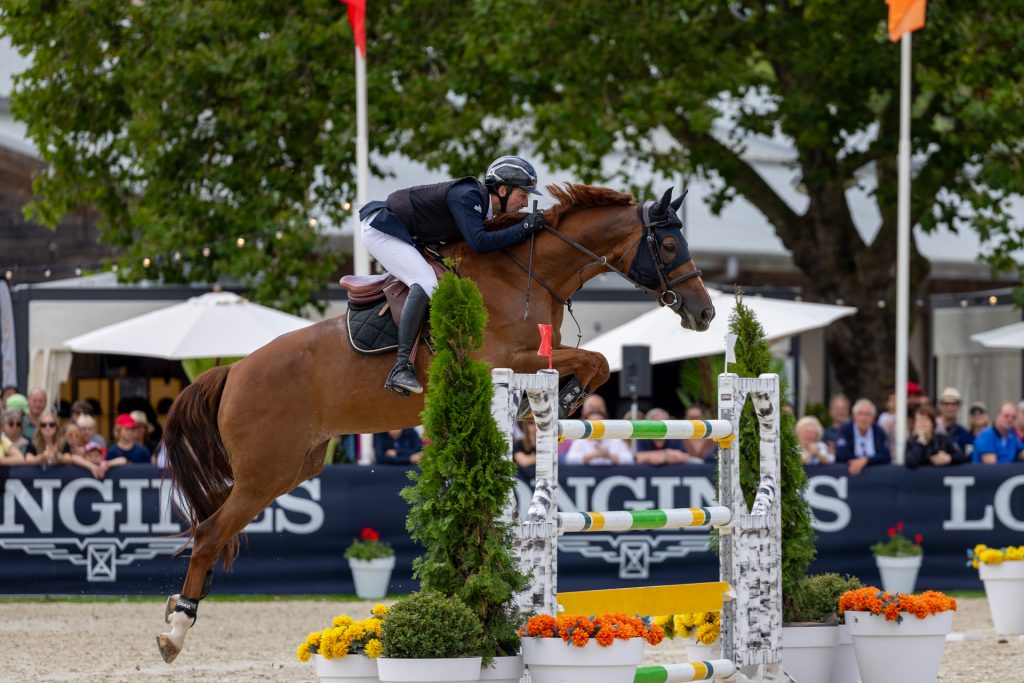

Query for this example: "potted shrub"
[344,526,395,599]
[402,271,529,682]
[871,521,923,594]
[519,612,664,683]
[839,586,957,683]
[378,590,484,683]
[781,573,862,683]
[295,604,388,683]
[967,544,1024,634]
[653,611,722,661]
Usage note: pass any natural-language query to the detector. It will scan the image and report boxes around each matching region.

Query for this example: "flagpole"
[352,43,371,278]
[894,31,912,465]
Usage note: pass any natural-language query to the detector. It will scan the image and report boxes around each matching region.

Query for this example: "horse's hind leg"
[157,484,272,663]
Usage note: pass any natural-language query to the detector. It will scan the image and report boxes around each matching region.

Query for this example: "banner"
[0,464,1021,595]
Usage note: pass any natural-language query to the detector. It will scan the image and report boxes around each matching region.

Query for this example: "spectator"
[64,423,87,459]
[513,420,537,468]
[5,393,28,419]
[972,402,1024,465]
[76,414,105,447]
[681,404,718,462]
[69,399,93,425]
[968,402,990,439]
[73,441,126,480]
[822,394,851,452]
[1015,400,1024,444]
[1,385,18,407]
[876,390,896,441]
[373,428,423,465]
[24,410,68,467]
[934,387,974,454]
[796,416,834,465]
[905,405,968,469]
[558,394,609,462]
[563,396,634,466]
[130,410,160,452]
[3,409,29,452]
[106,414,151,464]
[636,408,694,466]
[23,388,48,441]
[835,398,891,476]
[0,422,26,465]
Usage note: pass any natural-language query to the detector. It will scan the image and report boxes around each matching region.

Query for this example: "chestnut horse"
[156,183,714,662]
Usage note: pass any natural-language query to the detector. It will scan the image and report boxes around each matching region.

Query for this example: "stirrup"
[385,363,422,396]
[559,376,587,417]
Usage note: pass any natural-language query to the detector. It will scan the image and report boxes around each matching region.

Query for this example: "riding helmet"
[484,155,541,195]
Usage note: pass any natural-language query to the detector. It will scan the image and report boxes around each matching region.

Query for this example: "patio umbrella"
[971,321,1024,350]
[63,291,312,360]
[585,289,857,371]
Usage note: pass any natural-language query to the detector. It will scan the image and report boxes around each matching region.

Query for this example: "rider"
[359,155,547,396]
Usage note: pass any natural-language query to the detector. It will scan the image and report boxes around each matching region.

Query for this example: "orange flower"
[840,586,957,623]
[571,629,591,647]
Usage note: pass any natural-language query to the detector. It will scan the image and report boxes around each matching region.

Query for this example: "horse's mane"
[485,182,635,230]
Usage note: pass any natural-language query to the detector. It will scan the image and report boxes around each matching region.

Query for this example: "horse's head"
[626,187,715,331]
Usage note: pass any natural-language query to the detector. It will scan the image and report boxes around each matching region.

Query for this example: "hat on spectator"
[84,441,106,457]
[114,413,138,429]
[5,393,28,414]
[130,410,154,434]
[907,381,923,396]
[938,387,962,404]
[969,401,987,414]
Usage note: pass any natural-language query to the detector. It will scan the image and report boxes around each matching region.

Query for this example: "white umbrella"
[585,289,857,371]
[971,321,1024,350]
[63,291,312,360]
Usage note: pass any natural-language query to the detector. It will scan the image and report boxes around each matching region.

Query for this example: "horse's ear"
[670,188,687,213]
[656,187,673,215]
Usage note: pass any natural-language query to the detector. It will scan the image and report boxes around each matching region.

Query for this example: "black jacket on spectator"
[905,433,969,469]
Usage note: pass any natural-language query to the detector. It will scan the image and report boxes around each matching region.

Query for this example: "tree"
[359,0,1024,401]
[401,270,528,659]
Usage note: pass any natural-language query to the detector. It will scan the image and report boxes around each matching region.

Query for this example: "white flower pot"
[348,555,395,599]
[479,654,524,683]
[828,623,860,683]
[522,637,645,683]
[845,610,953,683]
[979,560,1024,634]
[683,635,721,662]
[781,624,838,683]
[377,656,482,683]
[313,653,379,683]
[875,554,922,594]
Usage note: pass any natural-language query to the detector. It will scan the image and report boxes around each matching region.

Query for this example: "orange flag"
[537,324,553,369]
[887,0,927,42]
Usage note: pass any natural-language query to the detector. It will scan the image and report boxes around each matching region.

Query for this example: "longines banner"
[0,464,1022,595]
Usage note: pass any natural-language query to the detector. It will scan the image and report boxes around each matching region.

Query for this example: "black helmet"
[484,155,541,195]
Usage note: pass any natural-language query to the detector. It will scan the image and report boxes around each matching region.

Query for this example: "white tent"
[971,321,1024,350]
[585,290,857,372]
[63,291,312,360]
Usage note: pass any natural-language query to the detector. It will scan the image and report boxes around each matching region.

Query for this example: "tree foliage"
[401,270,528,659]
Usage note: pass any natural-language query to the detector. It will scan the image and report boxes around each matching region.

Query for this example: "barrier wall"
[0,464,1021,595]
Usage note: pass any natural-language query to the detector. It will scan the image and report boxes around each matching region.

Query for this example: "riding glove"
[522,212,546,235]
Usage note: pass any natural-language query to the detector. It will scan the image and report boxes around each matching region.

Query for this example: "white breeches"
[361,213,438,297]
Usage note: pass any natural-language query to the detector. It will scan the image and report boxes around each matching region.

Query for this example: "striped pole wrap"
[559,506,732,534]
[558,419,733,441]
[634,659,736,682]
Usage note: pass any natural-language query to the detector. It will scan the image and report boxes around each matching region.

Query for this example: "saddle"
[339,257,447,356]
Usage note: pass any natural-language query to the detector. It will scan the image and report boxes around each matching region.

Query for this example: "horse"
[156,182,715,662]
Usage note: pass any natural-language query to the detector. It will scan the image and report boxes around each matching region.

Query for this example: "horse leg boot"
[158,570,213,663]
[385,283,428,395]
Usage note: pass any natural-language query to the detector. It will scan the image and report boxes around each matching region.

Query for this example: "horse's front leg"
[509,346,610,393]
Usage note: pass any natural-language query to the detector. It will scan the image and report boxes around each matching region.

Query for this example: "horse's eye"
[661,238,679,256]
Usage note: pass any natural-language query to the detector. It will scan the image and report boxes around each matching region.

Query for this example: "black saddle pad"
[347,300,398,354]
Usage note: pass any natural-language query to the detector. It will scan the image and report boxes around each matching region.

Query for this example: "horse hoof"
[164,594,179,624]
[157,634,180,663]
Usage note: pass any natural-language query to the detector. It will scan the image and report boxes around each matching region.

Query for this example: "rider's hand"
[522,212,546,235]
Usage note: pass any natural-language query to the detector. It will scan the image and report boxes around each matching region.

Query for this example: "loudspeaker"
[619,345,652,398]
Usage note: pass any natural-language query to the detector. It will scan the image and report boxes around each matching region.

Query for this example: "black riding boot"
[385,284,428,396]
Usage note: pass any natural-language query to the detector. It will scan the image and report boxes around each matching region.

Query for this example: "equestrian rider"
[359,155,547,396]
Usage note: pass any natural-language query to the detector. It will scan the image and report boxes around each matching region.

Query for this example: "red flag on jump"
[537,324,553,369]
[339,0,366,56]
[886,0,926,42]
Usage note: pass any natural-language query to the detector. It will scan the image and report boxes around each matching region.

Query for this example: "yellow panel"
[556,582,729,616]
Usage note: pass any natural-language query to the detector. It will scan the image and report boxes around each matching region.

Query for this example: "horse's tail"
[162,364,240,568]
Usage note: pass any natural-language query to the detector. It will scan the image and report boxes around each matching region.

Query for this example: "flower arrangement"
[296,603,389,662]
[838,587,956,624]
[344,527,394,561]
[870,521,923,557]
[966,544,1024,568]
[651,612,720,645]
[520,613,665,647]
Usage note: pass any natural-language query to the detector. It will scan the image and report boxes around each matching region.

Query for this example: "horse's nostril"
[701,307,713,324]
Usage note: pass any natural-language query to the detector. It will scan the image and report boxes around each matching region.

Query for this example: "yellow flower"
[1006,547,1024,561]
[364,638,383,658]
[974,544,988,557]
[980,548,1005,565]
[653,615,670,628]
[364,618,383,636]
[696,622,720,645]
[332,614,355,628]
[305,631,322,647]
[678,613,697,629]
[296,642,312,663]
[371,604,389,617]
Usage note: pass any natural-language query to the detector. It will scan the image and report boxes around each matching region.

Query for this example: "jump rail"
[492,368,784,682]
